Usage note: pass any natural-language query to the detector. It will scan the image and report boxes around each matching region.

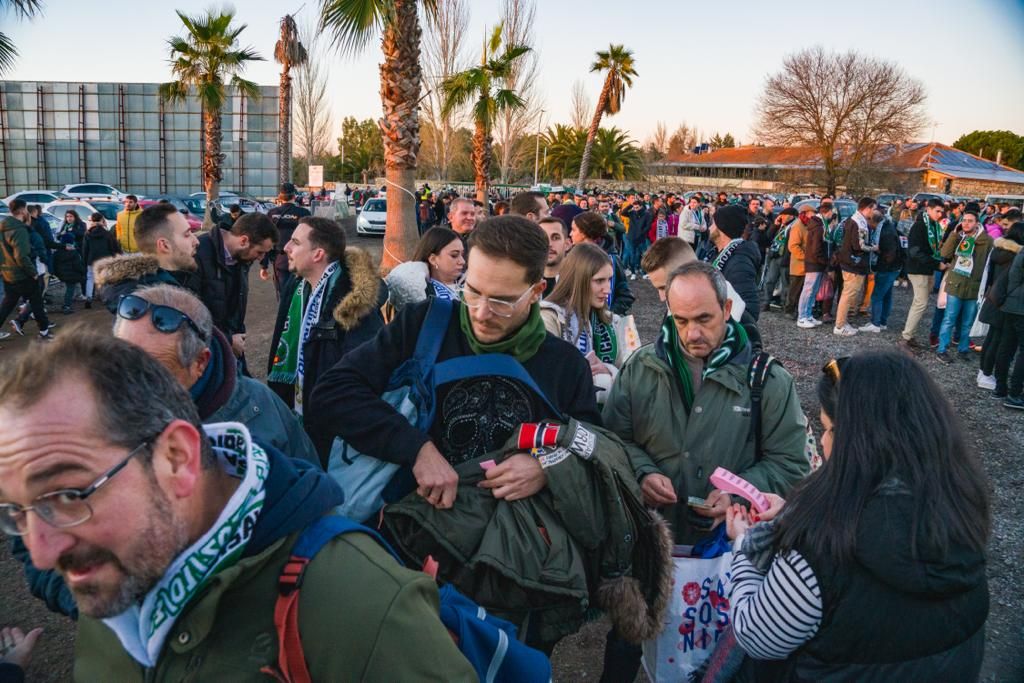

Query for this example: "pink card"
[479,459,497,471]
[709,467,770,513]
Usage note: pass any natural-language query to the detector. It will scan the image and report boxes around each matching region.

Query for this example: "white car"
[43,198,122,226]
[356,198,386,236]
[60,183,131,200]
[4,190,70,205]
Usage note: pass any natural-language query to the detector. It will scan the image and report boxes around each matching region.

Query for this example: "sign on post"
[308,165,324,188]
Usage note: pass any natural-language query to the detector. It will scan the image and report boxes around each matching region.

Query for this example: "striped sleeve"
[729,545,822,660]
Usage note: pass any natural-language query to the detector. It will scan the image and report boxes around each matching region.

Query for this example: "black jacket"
[609,252,635,315]
[786,488,988,682]
[92,253,196,312]
[905,216,943,275]
[836,217,869,275]
[979,237,1023,325]
[82,225,121,266]
[52,246,86,283]
[873,218,904,273]
[264,201,311,263]
[719,239,762,321]
[268,248,386,434]
[191,227,250,335]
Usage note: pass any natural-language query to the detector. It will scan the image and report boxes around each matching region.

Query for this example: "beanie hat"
[713,204,747,239]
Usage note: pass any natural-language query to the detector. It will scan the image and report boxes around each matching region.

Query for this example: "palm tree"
[319,0,433,270]
[577,44,637,189]
[590,127,644,181]
[0,0,42,75]
[541,124,586,184]
[160,8,263,228]
[441,24,530,203]
[275,14,308,186]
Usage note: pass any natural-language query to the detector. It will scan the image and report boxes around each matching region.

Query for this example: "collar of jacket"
[650,336,751,396]
[288,247,382,332]
[92,252,164,287]
[191,327,237,420]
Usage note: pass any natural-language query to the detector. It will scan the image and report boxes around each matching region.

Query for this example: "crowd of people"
[0,178,1013,682]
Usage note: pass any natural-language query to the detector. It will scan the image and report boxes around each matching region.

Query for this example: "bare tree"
[421,0,470,181]
[648,120,668,157]
[755,46,927,194]
[493,0,540,184]
[569,80,590,131]
[667,122,695,157]
[293,19,332,167]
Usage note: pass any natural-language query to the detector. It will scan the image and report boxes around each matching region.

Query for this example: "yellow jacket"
[115,208,142,253]
[788,218,807,276]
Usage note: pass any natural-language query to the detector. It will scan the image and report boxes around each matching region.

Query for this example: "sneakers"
[0,331,9,341]
[809,317,823,326]
[936,351,954,364]
[62,306,73,315]
[929,334,939,349]
[84,300,92,309]
[833,325,858,337]
[38,328,54,340]
[10,319,24,336]
[859,323,881,333]
[822,313,834,324]
[797,319,816,329]
[1004,396,1024,411]
[976,371,997,390]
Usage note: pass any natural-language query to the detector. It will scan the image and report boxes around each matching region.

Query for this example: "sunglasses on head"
[117,294,208,341]
[821,356,850,383]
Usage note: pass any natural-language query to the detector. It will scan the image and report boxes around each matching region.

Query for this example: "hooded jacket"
[71,436,476,682]
[789,488,988,681]
[93,253,195,313]
[82,224,121,266]
[268,247,386,426]
[0,215,37,283]
[977,237,1021,324]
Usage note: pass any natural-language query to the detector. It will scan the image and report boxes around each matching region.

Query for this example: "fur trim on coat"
[92,252,164,287]
[333,247,381,330]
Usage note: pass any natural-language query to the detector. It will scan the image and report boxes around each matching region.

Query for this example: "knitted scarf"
[952,231,978,277]
[429,278,456,301]
[924,216,943,260]
[103,422,268,667]
[459,302,546,362]
[567,311,618,364]
[770,223,791,255]
[661,315,749,414]
[712,238,745,270]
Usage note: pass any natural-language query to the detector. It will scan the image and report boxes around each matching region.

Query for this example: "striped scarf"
[661,315,749,414]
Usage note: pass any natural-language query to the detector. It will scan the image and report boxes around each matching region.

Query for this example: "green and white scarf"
[952,232,977,277]
[661,315,749,414]
[103,422,269,667]
[567,311,618,364]
[924,216,943,260]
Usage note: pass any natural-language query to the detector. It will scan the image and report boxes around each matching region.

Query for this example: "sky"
[5,0,1024,151]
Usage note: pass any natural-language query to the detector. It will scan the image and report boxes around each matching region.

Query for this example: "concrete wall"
[0,81,280,198]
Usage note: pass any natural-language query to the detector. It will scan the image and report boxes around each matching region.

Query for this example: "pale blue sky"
[5,0,1024,149]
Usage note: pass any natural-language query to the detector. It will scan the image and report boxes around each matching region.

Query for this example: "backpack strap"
[432,353,564,421]
[412,297,454,365]
[267,516,401,683]
[747,352,778,462]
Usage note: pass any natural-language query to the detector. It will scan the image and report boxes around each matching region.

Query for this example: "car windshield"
[363,199,386,212]
[91,202,121,220]
[185,197,206,213]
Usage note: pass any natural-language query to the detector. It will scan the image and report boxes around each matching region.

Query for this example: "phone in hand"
[687,496,714,513]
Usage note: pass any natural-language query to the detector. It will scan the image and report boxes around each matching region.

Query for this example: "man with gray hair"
[112,284,319,465]
[446,197,478,237]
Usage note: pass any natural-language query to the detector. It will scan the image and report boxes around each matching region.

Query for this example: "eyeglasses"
[0,433,161,536]
[822,357,849,384]
[458,283,537,318]
[117,294,208,341]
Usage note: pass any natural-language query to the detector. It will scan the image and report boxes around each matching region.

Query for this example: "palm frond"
[4,0,42,19]
[0,31,18,75]
[230,76,262,100]
[318,0,389,57]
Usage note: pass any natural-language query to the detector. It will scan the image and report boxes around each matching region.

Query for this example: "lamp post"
[533,109,546,186]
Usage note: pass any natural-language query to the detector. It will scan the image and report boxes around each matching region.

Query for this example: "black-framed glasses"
[822,357,850,384]
[0,431,162,536]
[117,294,208,341]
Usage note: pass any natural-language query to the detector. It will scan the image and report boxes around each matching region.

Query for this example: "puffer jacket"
[382,419,672,647]
[0,216,37,283]
[940,227,993,301]
[978,237,1023,325]
[602,340,809,544]
[82,224,121,266]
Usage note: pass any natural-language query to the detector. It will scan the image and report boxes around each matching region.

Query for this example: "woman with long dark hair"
[384,227,465,312]
[725,351,990,680]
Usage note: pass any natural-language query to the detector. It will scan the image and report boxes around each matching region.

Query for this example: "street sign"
[308,165,324,188]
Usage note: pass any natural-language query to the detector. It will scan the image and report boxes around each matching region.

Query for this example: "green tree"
[952,130,1024,170]
[577,44,637,188]
[441,23,530,202]
[590,127,644,181]
[710,132,736,148]
[0,0,41,75]
[328,116,385,183]
[275,14,308,185]
[319,0,434,270]
[160,8,263,228]
[541,124,587,184]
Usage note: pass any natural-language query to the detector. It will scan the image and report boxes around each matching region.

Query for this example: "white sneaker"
[809,317,823,326]
[630,273,637,280]
[859,323,881,333]
[879,325,888,330]
[797,319,816,329]
[833,325,858,337]
[976,370,996,390]
[0,331,10,341]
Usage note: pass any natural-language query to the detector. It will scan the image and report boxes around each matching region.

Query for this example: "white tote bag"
[969,253,993,338]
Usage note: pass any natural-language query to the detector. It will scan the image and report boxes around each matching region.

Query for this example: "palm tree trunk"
[577,74,613,189]
[279,64,291,186]
[378,0,423,272]
[203,107,224,229]
[472,120,491,204]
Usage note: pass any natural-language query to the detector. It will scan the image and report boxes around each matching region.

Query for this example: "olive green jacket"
[940,228,993,301]
[602,342,810,543]
[73,528,476,682]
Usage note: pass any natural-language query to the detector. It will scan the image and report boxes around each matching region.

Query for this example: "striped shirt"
[730,542,823,660]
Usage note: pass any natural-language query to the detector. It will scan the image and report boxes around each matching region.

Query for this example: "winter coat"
[680,206,704,243]
[978,238,1022,324]
[609,252,635,315]
[72,440,476,682]
[82,225,121,266]
[622,206,651,244]
[905,215,943,275]
[787,218,807,276]
[190,227,250,336]
[93,253,196,313]
[785,486,988,681]
[52,245,86,283]
[873,218,904,273]
[803,216,828,273]
[602,340,809,544]
[0,216,37,284]
[382,419,672,646]
[836,216,869,275]
[268,248,386,430]
[1001,248,1024,316]
[940,228,993,301]
[718,239,762,321]
[114,207,142,253]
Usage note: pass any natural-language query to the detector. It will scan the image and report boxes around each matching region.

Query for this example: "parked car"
[43,198,122,226]
[3,190,70,205]
[39,212,64,235]
[356,198,386,236]
[142,195,203,231]
[0,202,9,216]
[794,198,858,222]
[60,183,132,200]
[190,190,268,214]
[875,193,904,211]
[911,192,953,205]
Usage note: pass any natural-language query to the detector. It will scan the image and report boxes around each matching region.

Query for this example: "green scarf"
[924,216,943,259]
[661,315,749,414]
[267,282,306,385]
[459,302,547,362]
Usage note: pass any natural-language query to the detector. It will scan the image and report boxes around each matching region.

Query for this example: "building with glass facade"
[0,81,280,198]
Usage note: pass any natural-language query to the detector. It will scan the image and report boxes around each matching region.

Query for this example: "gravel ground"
[1,228,1021,681]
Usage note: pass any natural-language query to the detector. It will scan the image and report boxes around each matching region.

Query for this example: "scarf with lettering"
[712,238,745,270]
[103,422,268,667]
[952,231,978,277]
[567,311,618,364]
[429,278,456,301]
[924,216,943,260]
[661,315,749,414]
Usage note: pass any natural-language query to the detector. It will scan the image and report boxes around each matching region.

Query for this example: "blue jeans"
[870,270,899,326]
[931,301,948,338]
[938,295,977,353]
[622,238,647,273]
[798,272,824,320]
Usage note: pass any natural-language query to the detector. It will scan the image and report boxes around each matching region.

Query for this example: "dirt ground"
[1,219,1021,681]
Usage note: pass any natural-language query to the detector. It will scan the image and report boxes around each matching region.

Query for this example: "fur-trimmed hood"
[92,252,163,287]
[333,246,382,330]
[994,236,1023,255]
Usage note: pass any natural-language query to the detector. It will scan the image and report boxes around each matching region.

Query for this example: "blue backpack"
[268,514,552,683]
[326,298,562,522]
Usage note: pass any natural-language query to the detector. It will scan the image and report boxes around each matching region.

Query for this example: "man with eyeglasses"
[307,216,601,508]
[0,331,475,680]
